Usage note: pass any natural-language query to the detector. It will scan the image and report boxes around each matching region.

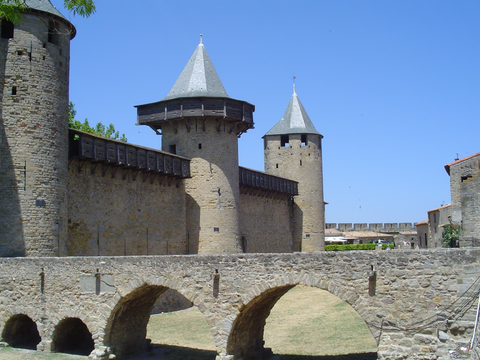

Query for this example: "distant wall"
[239,190,293,253]
[328,223,415,232]
[66,159,187,256]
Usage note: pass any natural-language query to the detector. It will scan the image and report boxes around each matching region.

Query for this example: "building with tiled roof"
[445,152,480,247]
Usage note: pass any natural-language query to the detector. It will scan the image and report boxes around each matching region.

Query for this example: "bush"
[325,244,377,251]
[382,243,394,250]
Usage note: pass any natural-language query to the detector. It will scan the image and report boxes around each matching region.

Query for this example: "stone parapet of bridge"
[0,249,479,359]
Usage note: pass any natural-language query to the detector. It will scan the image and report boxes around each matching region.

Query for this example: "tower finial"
[200,33,203,44]
[293,76,296,94]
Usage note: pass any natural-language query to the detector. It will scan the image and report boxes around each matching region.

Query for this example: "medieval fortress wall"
[66,159,188,256]
[0,5,324,258]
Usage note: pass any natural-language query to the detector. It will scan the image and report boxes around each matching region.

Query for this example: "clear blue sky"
[52,0,480,225]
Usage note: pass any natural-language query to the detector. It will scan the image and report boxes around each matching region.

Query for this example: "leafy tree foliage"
[442,220,461,248]
[0,0,95,24]
[69,102,127,142]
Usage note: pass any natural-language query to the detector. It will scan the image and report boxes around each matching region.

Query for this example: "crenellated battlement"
[327,223,415,233]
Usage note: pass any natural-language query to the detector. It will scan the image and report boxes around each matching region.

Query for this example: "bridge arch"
[104,280,212,359]
[52,317,94,355]
[227,275,377,359]
[1,314,41,350]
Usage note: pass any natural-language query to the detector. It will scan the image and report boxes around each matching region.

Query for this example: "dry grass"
[264,286,377,356]
[0,286,377,360]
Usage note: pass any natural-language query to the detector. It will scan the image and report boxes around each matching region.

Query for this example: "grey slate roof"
[163,37,229,100]
[264,86,321,136]
[24,0,67,20]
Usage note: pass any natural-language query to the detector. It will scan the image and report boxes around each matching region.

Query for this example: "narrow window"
[12,86,16,95]
[1,20,14,39]
[280,135,289,147]
[433,213,436,223]
[300,160,303,166]
[48,20,59,45]
[198,143,202,149]
[276,164,278,169]
[169,144,176,154]
[301,134,307,146]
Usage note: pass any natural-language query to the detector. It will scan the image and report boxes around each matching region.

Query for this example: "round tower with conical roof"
[0,1,75,256]
[263,85,325,251]
[136,37,255,254]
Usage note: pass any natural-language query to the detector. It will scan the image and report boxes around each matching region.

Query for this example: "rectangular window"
[280,135,289,147]
[169,144,176,154]
[1,20,14,39]
[301,134,307,146]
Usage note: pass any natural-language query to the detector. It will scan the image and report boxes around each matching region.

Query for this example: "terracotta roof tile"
[445,152,480,175]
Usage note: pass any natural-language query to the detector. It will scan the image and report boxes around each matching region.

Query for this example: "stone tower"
[0,1,75,256]
[263,85,325,251]
[136,37,255,254]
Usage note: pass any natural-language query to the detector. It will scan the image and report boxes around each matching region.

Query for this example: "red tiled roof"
[427,204,451,213]
[343,231,394,238]
[325,228,343,236]
[415,219,428,226]
[445,152,480,175]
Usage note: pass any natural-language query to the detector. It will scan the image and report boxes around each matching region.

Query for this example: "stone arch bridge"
[1,249,479,360]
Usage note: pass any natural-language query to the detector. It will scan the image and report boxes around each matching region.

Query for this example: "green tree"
[0,0,95,24]
[69,102,127,142]
[442,220,461,248]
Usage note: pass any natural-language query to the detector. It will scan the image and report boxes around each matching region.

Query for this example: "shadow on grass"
[134,344,376,360]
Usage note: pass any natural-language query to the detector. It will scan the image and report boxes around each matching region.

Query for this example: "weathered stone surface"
[0,249,479,359]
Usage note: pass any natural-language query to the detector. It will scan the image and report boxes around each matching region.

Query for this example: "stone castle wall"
[459,171,480,246]
[239,191,293,253]
[66,159,187,256]
[328,222,416,232]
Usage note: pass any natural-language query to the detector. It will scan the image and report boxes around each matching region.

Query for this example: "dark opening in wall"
[301,134,307,146]
[241,236,247,253]
[280,135,289,147]
[48,20,59,45]
[52,318,94,355]
[169,144,176,154]
[1,20,14,39]
[198,143,202,149]
[1,314,41,350]
[461,175,473,182]
[300,160,303,166]
[12,86,16,95]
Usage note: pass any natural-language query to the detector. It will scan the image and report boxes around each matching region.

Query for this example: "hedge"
[325,244,382,251]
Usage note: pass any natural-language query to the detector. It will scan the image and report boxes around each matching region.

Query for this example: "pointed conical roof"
[163,37,229,100]
[24,0,67,20]
[265,86,321,136]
